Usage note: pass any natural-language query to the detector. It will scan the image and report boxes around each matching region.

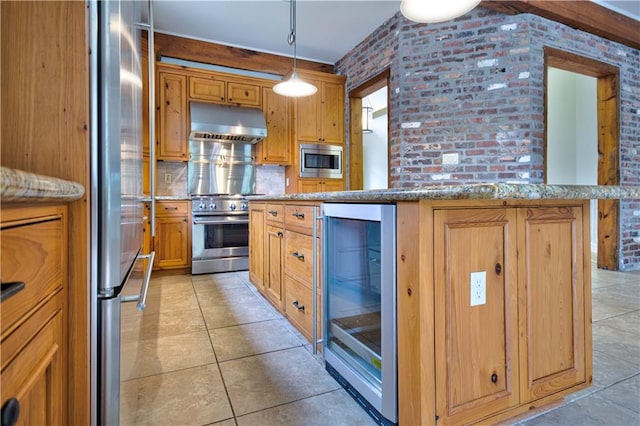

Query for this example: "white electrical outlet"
[442,153,459,165]
[164,173,172,184]
[470,271,486,306]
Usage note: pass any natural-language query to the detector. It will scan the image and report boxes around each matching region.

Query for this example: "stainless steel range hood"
[189,101,267,144]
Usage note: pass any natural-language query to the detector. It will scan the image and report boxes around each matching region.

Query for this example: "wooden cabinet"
[1,205,68,426]
[434,208,520,424]
[249,201,322,346]
[517,206,586,402]
[297,179,344,193]
[257,87,291,164]
[296,73,345,144]
[249,202,266,290]
[154,201,190,270]
[158,72,188,160]
[189,76,261,107]
[397,200,591,425]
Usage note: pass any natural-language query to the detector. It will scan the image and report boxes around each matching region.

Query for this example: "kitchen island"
[248,184,639,425]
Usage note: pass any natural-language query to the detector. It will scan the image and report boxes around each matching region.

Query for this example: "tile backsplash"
[156,161,188,197]
[155,162,285,197]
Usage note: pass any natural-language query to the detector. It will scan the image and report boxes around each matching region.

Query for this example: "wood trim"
[543,48,620,270]
[1,2,90,423]
[480,0,640,49]
[152,32,333,75]
[348,69,391,191]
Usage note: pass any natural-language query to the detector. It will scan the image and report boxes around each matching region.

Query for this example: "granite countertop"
[155,195,191,201]
[1,167,85,202]
[249,184,640,202]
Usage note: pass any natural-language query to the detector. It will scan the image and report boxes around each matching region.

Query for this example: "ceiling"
[152,0,640,65]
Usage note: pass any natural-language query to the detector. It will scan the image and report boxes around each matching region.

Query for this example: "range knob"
[229,203,237,211]
[209,203,216,211]
[199,202,206,210]
[241,202,248,210]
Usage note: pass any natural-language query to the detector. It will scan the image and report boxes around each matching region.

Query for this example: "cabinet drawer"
[266,204,284,223]
[156,201,188,216]
[284,205,317,231]
[1,214,64,334]
[284,230,316,285]
[284,274,321,343]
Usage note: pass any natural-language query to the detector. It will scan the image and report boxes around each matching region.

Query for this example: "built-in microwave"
[300,143,343,179]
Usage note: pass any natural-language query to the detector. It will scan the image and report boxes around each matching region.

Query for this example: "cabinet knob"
[491,373,498,384]
[495,263,502,275]
[1,397,20,426]
[229,98,233,102]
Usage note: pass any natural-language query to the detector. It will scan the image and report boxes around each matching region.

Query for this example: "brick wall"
[335,8,640,270]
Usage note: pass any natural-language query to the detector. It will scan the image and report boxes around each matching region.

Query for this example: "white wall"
[363,87,388,189]
[547,67,598,252]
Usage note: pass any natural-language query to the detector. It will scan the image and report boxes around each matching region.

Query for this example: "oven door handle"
[193,217,249,225]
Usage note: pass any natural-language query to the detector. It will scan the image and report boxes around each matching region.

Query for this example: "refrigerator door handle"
[120,251,155,311]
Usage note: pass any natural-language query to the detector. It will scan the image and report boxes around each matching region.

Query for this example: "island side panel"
[397,201,436,425]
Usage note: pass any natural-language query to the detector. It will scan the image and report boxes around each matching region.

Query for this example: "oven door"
[192,214,249,260]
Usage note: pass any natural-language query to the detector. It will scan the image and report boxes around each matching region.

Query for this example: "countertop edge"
[1,167,85,203]
[248,184,640,202]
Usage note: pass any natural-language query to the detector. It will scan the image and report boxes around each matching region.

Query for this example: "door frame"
[348,68,390,190]
[543,47,620,270]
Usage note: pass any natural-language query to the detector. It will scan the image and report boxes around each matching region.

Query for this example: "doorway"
[544,47,620,270]
[348,69,390,190]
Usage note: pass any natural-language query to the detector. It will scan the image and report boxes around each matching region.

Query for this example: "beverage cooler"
[322,203,397,425]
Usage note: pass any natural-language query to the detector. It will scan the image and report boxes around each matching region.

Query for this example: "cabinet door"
[1,298,65,426]
[227,82,260,107]
[249,203,266,290]
[321,81,345,144]
[258,88,291,165]
[434,209,519,424]
[297,85,321,142]
[322,180,344,192]
[155,216,189,269]
[517,206,587,402]
[158,72,188,160]
[265,225,284,308]
[189,76,225,103]
[297,179,322,194]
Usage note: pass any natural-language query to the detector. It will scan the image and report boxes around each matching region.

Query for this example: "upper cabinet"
[189,76,261,107]
[158,71,188,160]
[257,87,291,165]
[296,71,346,145]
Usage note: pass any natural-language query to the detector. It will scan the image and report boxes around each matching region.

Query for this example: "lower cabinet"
[400,201,590,425]
[154,201,190,270]
[297,179,344,193]
[249,201,322,346]
[1,204,68,426]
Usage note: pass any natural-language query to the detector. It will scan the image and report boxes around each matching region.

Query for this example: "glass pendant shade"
[400,0,481,23]
[273,71,317,97]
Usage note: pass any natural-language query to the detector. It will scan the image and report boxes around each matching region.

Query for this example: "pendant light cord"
[287,0,297,73]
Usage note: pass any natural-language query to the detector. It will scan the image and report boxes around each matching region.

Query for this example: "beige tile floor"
[120,267,639,426]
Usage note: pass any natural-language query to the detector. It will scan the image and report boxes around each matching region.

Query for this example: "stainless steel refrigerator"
[89,1,155,424]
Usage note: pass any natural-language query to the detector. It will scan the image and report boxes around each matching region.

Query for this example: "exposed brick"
[336,9,640,270]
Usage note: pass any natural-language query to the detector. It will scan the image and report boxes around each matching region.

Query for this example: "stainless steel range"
[191,195,250,274]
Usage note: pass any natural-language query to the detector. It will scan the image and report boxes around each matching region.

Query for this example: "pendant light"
[273,0,317,97]
[400,0,481,23]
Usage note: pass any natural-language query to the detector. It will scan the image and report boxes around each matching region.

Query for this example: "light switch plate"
[164,173,172,184]
[470,271,486,306]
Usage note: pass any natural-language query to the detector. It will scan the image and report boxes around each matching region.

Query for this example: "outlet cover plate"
[470,271,486,306]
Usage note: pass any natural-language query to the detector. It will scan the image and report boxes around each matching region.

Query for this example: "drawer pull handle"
[292,212,305,219]
[0,282,26,302]
[292,300,305,312]
[165,206,179,210]
[268,210,278,216]
[1,397,20,426]
[292,251,305,260]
